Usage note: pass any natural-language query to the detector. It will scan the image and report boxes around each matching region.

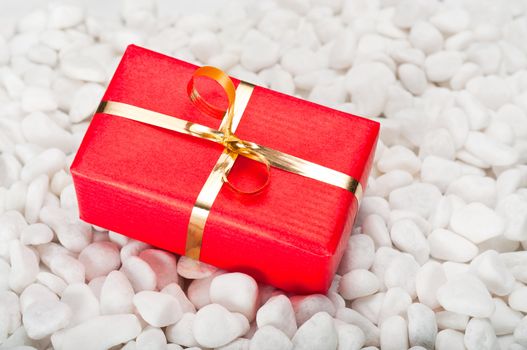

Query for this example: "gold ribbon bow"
[97,66,362,260]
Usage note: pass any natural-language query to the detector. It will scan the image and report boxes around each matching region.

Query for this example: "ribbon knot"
[187,66,271,194]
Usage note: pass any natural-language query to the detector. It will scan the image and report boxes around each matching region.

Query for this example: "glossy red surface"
[71,45,379,293]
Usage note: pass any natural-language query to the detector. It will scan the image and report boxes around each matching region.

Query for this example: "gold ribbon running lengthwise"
[97,66,363,260]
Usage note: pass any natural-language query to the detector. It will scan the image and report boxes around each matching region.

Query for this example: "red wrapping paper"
[71,45,379,293]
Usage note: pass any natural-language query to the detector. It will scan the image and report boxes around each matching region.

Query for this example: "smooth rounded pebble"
[209,272,259,321]
[450,203,505,244]
[193,303,250,348]
[428,228,479,262]
[292,312,338,350]
[339,269,380,300]
[121,256,156,292]
[436,274,494,317]
[133,291,183,327]
[256,295,297,338]
[249,325,293,350]
[78,241,121,281]
[23,300,72,340]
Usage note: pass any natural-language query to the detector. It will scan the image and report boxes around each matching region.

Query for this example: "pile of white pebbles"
[0,0,527,349]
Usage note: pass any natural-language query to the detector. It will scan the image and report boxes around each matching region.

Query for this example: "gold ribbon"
[97,66,363,260]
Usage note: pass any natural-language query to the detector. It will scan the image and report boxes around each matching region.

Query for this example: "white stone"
[48,4,84,29]
[435,311,468,331]
[384,253,419,298]
[120,240,151,261]
[430,9,470,33]
[281,47,321,77]
[161,283,196,314]
[380,315,408,350]
[350,293,384,325]
[256,295,297,338]
[471,250,515,296]
[189,31,221,63]
[336,323,365,350]
[446,175,496,207]
[409,21,443,54]
[338,234,375,274]
[436,274,494,317]
[69,83,104,123]
[193,304,250,348]
[378,287,412,323]
[490,298,523,336]
[467,75,512,110]
[51,314,142,350]
[398,63,427,95]
[467,43,501,75]
[290,294,336,326]
[9,240,39,293]
[390,219,429,264]
[345,62,395,117]
[362,214,392,249]
[292,312,338,350]
[336,308,380,347]
[514,316,527,347]
[415,261,446,309]
[329,29,356,70]
[100,270,134,315]
[464,318,499,350]
[177,256,217,279]
[78,241,121,281]
[21,86,57,113]
[20,223,53,246]
[39,206,92,253]
[465,131,518,167]
[389,183,442,218]
[509,287,527,313]
[166,313,199,347]
[450,203,504,244]
[48,253,85,285]
[20,284,58,314]
[240,31,279,72]
[133,291,180,328]
[23,300,71,340]
[210,272,259,321]
[450,63,480,90]
[377,146,420,175]
[61,283,99,326]
[0,291,21,334]
[421,156,462,192]
[428,228,479,262]
[407,303,437,349]
[424,51,463,83]
[60,54,106,83]
[501,251,527,284]
[250,325,293,350]
[435,329,465,350]
[27,44,57,66]
[339,269,379,300]
[139,249,178,290]
[497,194,527,241]
[136,326,167,350]
[21,148,65,183]
[121,255,156,292]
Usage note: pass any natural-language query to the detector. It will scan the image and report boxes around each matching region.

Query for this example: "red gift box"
[71,45,379,294]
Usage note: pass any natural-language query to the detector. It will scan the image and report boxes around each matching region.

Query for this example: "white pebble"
[48,5,84,29]
[9,240,39,293]
[139,249,178,290]
[51,314,142,350]
[49,254,86,284]
[398,63,427,95]
[407,303,437,349]
[166,312,198,347]
[36,272,67,296]
[464,318,499,350]
[339,269,379,300]
[390,219,429,264]
[20,223,53,246]
[435,329,465,350]
[428,228,479,262]
[436,274,494,317]
[177,256,217,279]
[210,272,259,321]
[450,203,504,244]
[425,51,463,83]
[378,287,412,323]
[464,131,518,167]
[509,287,527,313]
[23,300,71,340]
[133,291,182,327]
[21,148,65,183]
[19,283,58,313]
[490,298,523,336]
[362,214,392,249]
[69,83,105,123]
[328,29,356,70]
[377,145,420,175]
[389,183,442,218]
[189,31,221,63]
[435,311,468,331]
[61,283,99,326]
[193,303,250,348]
[100,270,134,315]
[78,241,120,281]
[250,325,293,350]
[161,283,196,314]
[240,31,279,72]
[256,295,297,338]
[380,315,408,350]
[121,255,156,292]
[336,323,365,350]
[336,308,380,347]
[415,261,446,309]
[291,294,336,326]
[292,312,337,350]
[39,206,92,253]
[421,156,462,192]
[384,253,419,298]
[409,21,443,54]
[446,175,496,207]
[21,87,57,113]
[497,194,527,241]
[60,54,106,83]
[471,250,515,296]
[136,326,167,350]
[338,234,375,274]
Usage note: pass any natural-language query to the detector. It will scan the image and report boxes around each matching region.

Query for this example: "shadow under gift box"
[70,45,379,294]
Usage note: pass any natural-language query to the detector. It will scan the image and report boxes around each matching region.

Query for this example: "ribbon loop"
[187,66,272,195]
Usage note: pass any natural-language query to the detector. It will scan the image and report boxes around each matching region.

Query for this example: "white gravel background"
[1,0,527,349]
